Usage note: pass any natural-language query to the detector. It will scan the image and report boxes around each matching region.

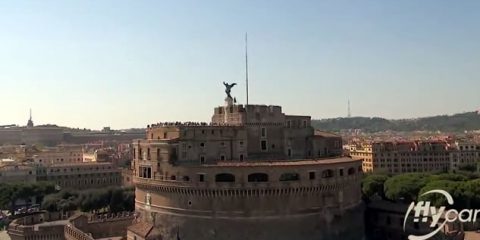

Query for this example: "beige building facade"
[0,160,36,183]
[450,141,480,171]
[350,140,480,174]
[37,162,121,189]
[32,145,84,165]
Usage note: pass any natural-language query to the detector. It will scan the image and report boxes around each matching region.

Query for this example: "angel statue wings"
[223,82,237,99]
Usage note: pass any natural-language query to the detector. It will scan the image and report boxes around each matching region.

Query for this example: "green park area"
[362,167,480,209]
[0,182,134,218]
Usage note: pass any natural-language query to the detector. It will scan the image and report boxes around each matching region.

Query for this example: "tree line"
[362,170,480,209]
[0,182,56,215]
[42,187,135,213]
[0,182,134,215]
[312,111,480,132]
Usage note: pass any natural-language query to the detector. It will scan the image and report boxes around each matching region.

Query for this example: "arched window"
[279,173,300,181]
[215,173,236,182]
[248,173,269,182]
[321,169,334,178]
[348,167,356,175]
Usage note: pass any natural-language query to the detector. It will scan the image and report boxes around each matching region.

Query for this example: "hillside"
[311,111,480,133]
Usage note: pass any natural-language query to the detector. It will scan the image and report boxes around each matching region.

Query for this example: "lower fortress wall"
[142,204,364,240]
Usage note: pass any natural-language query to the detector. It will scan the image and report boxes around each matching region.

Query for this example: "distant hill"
[311,111,480,133]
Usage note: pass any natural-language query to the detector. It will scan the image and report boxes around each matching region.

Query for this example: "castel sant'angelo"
[127,83,364,240]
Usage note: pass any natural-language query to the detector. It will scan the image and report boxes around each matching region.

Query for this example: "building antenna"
[29,108,32,121]
[245,32,249,106]
[348,100,351,118]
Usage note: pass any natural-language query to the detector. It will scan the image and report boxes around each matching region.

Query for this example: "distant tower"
[27,108,34,127]
[347,100,351,118]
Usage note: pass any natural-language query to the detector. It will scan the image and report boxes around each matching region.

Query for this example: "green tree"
[42,194,61,212]
[418,180,463,208]
[384,173,429,202]
[461,179,480,209]
[362,174,389,200]
[428,173,469,182]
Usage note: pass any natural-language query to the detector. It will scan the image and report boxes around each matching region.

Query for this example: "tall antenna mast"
[29,108,32,121]
[245,32,249,106]
[347,100,351,118]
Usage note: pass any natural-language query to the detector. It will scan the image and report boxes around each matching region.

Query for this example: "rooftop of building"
[147,121,249,129]
[314,130,341,138]
[127,221,153,237]
[127,221,161,239]
[45,161,115,167]
[201,157,358,167]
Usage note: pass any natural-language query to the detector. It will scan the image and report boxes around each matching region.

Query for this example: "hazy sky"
[1,0,479,129]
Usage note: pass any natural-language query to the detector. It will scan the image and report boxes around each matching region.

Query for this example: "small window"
[200,143,205,147]
[220,155,225,161]
[248,173,269,182]
[261,140,267,151]
[322,169,334,178]
[240,154,244,161]
[200,156,205,164]
[211,130,214,134]
[198,174,205,182]
[261,128,267,137]
[163,132,167,138]
[339,169,344,176]
[215,173,235,182]
[279,173,300,181]
[288,149,292,157]
[309,171,315,180]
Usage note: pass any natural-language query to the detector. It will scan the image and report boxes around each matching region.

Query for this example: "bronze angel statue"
[223,82,237,99]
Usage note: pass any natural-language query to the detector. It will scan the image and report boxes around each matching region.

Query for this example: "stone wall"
[139,203,364,240]
[134,158,363,240]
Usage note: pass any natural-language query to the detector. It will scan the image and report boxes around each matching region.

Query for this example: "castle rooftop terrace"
[148,121,243,128]
[202,157,358,167]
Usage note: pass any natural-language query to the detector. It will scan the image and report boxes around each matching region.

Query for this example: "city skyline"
[1,1,479,129]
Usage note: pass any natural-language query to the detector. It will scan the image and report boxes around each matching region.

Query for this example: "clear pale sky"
[1,1,479,130]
